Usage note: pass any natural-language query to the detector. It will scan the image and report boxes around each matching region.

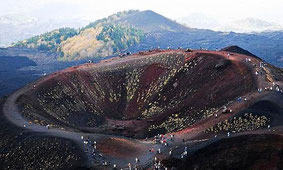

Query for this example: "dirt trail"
[2,49,282,169]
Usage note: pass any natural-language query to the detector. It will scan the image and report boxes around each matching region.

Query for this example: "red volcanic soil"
[141,64,167,87]
[97,137,145,158]
[2,48,283,170]
[14,49,274,139]
[124,63,168,119]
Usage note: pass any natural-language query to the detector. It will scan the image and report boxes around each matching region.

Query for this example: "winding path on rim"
[2,50,281,169]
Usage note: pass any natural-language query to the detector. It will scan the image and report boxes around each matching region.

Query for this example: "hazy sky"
[1,0,283,24]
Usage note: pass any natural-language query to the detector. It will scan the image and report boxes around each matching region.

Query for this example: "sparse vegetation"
[205,113,270,133]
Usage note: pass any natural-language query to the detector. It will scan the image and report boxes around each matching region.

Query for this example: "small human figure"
[173,82,178,88]
[183,150,188,156]
[135,158,139,163]
[170,134,174,141]
[158,161,161,169]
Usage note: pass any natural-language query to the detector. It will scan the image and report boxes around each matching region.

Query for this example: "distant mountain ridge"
[217,18,283,33]
[12,10,283,67]
[177,15,283,33]
[116,10,189,33]
[0,14,88,47]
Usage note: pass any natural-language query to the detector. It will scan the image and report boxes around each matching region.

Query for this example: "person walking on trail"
[158,161,161,169]
[170,134,174,141]
[136,158,140,163]
[183,150,188,156]
[255,71,259,75]
[173,82,178,88]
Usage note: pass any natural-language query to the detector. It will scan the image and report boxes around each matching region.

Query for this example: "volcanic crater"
[16,49,256,138]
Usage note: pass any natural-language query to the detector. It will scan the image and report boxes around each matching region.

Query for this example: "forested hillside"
[14,10,144,61]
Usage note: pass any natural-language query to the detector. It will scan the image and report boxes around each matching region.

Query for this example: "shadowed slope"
[175,134,283,170]
[221,45,258,58]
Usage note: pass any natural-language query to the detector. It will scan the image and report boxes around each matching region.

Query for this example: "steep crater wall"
[16,51,256,138]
